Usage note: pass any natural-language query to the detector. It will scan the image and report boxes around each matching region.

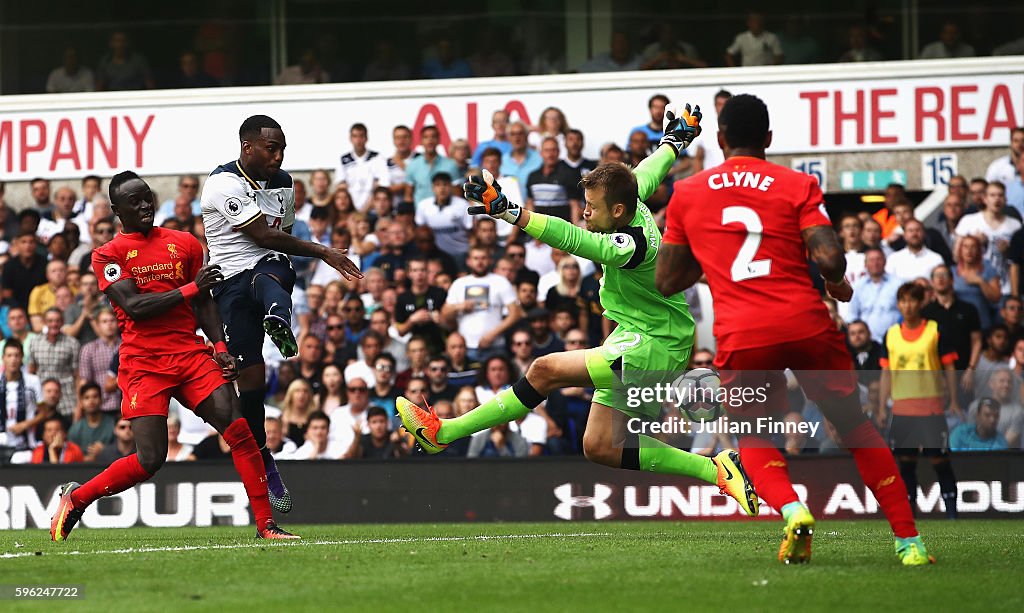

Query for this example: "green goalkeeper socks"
[636,435,719,484]
[436,380,545,444]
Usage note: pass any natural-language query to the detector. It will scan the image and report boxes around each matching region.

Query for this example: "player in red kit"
[50,171,298,541]
[656,94,932,566]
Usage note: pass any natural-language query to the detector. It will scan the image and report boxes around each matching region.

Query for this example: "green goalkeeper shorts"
[585,327,692,419]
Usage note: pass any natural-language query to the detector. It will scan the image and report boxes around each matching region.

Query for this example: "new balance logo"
[553,483,613,520]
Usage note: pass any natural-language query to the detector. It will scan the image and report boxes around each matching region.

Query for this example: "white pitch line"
[1,532,614,560]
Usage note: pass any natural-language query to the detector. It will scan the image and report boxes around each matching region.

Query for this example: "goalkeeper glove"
[659,103,702,155]
[463,169,522,225]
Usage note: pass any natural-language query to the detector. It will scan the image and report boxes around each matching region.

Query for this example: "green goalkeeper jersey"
[522,145,694,348]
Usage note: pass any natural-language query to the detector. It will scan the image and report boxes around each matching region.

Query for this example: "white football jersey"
[201,161,296,279]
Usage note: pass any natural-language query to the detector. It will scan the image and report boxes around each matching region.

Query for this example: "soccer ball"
[673,367,724,422]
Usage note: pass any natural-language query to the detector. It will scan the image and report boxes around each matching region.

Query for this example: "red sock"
[738,436,801,512]
[841,421,918,538]
[223,418,273,531]
[71,454,152,508]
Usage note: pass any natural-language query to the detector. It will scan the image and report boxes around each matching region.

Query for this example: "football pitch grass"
[2,520,1021,611]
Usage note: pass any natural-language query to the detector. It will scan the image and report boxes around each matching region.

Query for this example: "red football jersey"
[663,155,835,352]
[93,227,206,357]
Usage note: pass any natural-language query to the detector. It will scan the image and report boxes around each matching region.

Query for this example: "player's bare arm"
[192,289,239,381]
[103,264,224,321]
[655,242,704,296]
[802,224,852,301]
[238,213,363,280]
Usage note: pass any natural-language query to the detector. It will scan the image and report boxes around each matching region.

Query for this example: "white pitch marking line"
[1,532,614,560]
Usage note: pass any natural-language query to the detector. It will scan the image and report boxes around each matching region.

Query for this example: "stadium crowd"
[1,93,1022,466]
[33,14,1024,94]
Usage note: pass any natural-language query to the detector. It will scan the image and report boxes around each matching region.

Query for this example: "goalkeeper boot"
[264,315,298,359]
[257,521,301,540]
[50,482,84,542]
[713,450,760,517]
[895,535,936,566]
[778,503,815,564]
[397,396,448,454]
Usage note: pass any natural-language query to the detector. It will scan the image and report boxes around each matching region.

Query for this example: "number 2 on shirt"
[723,206,772,282]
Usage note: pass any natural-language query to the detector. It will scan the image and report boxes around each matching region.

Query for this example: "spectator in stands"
[356,405,404,459]
[93,417,133,464]
[333,123,390,213]
[67,383,114,462]
[345,331,383,387]
[839,215,867,303]
[329,185,356,228]
[501,121,543,191]
[0,340,43,451]
[838,24,883,62]
[321,315,348,366]
[342,296,369,346]
[952,235,1000,331]
[919,22,975,59]
[861,217,889,256]
[362,40,411,81]
[77,306,120,413]
[563,129,597,178]
[62,272,105,345]
[516,278,540,313]
[1002,297,1024,346]
[969,177,989,211]
[923,264,982,387]
[474,355,513,405]
[275,47,330,84]
[443,247,523,361]
[415,172,472,259]
[370,353,399,416]
[847,248,901,343]
[510,328,535,379]
[2,233,46,313]
[289,411,346,460]
[0,183,18,241]
[528,107,569,156]
[155,176,201,224]
[266,415,298,458]
[31,415,83,464]
[1008,226,1024,296]
[1,308,36,367]
[394,256,446,353]
[468,422,529,457]
[640,23,706,70]
[404,125,458,205]
[46,46,94,93]
[847,319,883,384]
[885,219,944,284]
[445,332,479,388]
[281,378,316,444]
[527,307,565,357]
[951,398,1008,451]
[29,178,53,214]
[975,324,1012,393]
[373,221,412,283]
[28,259,69,331]
[386,125,415,207]
[930,193,966,252]
[543,257,582,315]
[78,217,115,273]
[689,90,732,174]
[421,37,472,79]
[317,364,345,416]
[985,127,1024,186]
[329,377,374,453]
[968,369,1023,448]
[295,334,325,393]
[166,414,194,462]
[1005,155,1024,217]
[35,186,76,244]
[396,336,430,390]
[472,110,513,167]
[955,181,1021,296]
[28,308,78,417]
[600,143,625,164]
[626,94,668,158]
[526,137,582,224]
[169,50,218,89]
[449,139,474,183]
[579,31,641,73]
[368,309,406,366]
[778,15,821,64]
[626,130,651,166]
[96,31,154,90]
[726,13,783,66]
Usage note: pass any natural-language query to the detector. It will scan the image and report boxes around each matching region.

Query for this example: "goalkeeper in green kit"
[397,103,759,516]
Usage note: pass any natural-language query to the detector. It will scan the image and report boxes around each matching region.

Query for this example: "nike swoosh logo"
[722,463,734,481]
[415,427,436,449]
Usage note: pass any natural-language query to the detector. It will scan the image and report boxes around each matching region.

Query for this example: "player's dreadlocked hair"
[108,170,142,203]
[718,94,770,150]
[580,163,638,216]
[239,114,282,142]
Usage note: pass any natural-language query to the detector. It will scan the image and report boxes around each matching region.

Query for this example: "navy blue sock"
[252,274,292,321]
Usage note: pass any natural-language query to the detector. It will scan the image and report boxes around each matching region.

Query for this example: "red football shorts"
[118,347,227,419]
[714,329,858,419]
